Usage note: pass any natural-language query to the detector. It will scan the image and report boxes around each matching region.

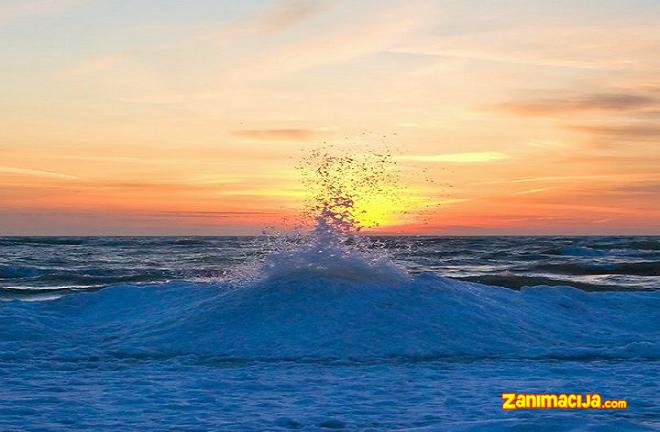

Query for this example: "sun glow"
[298,149,420,231]
[351,189,405,228]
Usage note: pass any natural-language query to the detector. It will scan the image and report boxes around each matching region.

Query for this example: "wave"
[2,273,658,363]
[532,261,660,277]
[543,244,659,258]
[0,237,87,246]
[548,246,607,257]
[453,275,632,291]
[590,239,660,251]
[0,265,179,286]
[2,152,658,365]
[0,264,46,279]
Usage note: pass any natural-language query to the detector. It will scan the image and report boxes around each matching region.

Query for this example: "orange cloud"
[568,124,660,141]
[257,0,322,33]
[233,129,317,141]
[0,166,78,180]
[496,93,657,116]
[397,152,509,163]
[67,53,128,77]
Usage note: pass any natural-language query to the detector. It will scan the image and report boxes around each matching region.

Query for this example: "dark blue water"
[1,236,658,431]
[2,236,658,298]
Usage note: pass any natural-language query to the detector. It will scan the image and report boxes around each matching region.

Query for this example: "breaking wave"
[2,274,658,363]
[2,149,658,365]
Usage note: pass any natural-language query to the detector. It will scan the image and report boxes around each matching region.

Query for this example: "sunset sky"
[1,0,659,235]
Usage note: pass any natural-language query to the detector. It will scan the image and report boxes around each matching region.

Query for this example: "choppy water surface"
[1,235,658,431]
[1,235,658,297]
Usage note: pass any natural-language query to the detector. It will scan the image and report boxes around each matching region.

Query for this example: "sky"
[1,0,659,235]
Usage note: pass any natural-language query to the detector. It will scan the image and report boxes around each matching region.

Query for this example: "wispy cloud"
[257,0,322,33]
[568,124,660,141]
[233,128,317,141]
[0,166,78,180]
[397,152,509,163]
[608,181,660,196]
[67,53,127,76]
[496,93,657,116]
[216,188,305,198]
[60,0,323,81]
[232,2,428,78]
[396,122,421,128]
[513,187,552,195]
[485,173,660,185]
[152,210,277,218]
[391,24,660,70]
[434,198,470,205]
[93,182,207,192]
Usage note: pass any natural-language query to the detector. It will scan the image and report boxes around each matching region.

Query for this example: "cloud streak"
[67,53,127,76]
[257,0,322,33]
[152,210,277,218]
[391,24,660,71]
[397,152,509,163]
[569,124,660,141]
[228,2,427,80]
[233,128,317,141]
[0,166,78,180]
[513,188,552,195]
[497,93,658,116]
